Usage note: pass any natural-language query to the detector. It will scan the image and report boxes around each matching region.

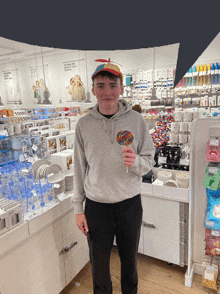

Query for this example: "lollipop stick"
[126,165,128,173]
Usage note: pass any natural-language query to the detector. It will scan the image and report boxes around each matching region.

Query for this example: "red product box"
[205,228,220,255]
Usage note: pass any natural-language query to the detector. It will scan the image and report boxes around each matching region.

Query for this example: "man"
[73,60,155,294]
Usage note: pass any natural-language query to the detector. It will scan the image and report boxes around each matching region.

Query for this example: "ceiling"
[1,33,220,71]
[0,36,67,64]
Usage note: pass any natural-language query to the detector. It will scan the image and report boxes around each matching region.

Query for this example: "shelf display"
[201,135,220,291]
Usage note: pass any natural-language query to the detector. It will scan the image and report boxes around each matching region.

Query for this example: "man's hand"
[121,146,136,167]
[76,213,89,237]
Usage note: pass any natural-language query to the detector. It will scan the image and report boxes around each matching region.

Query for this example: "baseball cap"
[91,59,123,82]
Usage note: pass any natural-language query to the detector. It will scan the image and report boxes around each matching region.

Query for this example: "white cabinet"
[141,194,188,266]
[0,196,89,294]
[140,167,189,266]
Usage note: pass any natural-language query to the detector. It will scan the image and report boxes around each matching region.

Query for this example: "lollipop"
[116,130,134,173]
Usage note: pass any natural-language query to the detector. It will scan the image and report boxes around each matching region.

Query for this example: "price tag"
[24,211,37,221]
[211,230,220,236]
[205,270,214,281]
[32,144,38,151]
[53,184,60,188]
[158,156,167,164]
[180,158,189,165]
[28,212,37,220]
[27,157,34,163]
[210,138,219,146]
[206,220,214,227]
[22,145,27,152]
[57,192,66,201]
[19,154,25,162]
[209,167,218,174]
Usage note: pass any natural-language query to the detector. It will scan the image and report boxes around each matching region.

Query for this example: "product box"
[25,126,40,135]
[43,108,54,115]
[13,109,25,116]
[50,129,60,137]
[25,109,34,115]
[0,208,9,236]
[58,135,67,152]
[42,136,59,154]
[58,130,75,150]
[39,125,50,132]
[51,150,73,170]
[34,119,49,127]
[23,121,35,130]
[33,108,44,116]
[1,109,8,117]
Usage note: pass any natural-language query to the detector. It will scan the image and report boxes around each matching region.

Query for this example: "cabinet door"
[141,195,182,265]
[61,209,90,286]
[0,217,66,294]
[138,226,144,254]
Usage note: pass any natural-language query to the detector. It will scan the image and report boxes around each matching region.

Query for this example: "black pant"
[85,194,143,294]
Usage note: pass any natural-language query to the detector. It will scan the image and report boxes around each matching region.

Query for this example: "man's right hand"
[76,213,89,237]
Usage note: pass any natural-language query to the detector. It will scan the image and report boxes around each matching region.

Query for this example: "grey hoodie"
[73,99,155,214]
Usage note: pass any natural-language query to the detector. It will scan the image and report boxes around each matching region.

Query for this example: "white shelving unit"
[185,117,220,287]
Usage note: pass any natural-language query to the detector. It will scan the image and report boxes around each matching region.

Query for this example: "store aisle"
[60,246,215,294]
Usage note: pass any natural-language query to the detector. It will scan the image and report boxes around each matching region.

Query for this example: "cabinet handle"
[60,241,77,255]
[142,221,156,229]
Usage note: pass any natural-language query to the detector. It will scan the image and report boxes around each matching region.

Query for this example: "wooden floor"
[60,246,217,294]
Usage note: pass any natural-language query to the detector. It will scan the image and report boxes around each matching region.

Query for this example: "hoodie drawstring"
[111,120,114,144]
[102,118,115,144]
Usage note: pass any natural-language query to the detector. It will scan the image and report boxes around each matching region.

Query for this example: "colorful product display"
[151,112,173,148]
[203,137,220,291]
[176,62,220,88]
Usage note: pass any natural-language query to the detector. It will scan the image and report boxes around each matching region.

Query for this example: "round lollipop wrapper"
[116,130,133,146]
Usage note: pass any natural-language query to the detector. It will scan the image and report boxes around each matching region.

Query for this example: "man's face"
[92,75,124,114]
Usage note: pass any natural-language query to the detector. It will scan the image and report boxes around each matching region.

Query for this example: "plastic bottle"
[203,64,207,85]
[21,191,34,214]
[199,64,204,86]
[211,63,215,85]
[185,70,189,87]
[215,63,219,85]
[188,67,192,86]
[207,64,211,85]
[44,183,55,207]
[196,65,200,86]
[192,65,197,86]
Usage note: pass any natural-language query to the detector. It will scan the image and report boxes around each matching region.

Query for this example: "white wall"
[0,43,179,109]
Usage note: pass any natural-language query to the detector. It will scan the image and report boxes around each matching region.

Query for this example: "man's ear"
[120,85,124,96]
[92,86,95,96]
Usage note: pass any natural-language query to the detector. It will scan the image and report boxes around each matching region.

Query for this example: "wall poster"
[2,69,22,105]
[63,59,91,103]
[29,64,52,105]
